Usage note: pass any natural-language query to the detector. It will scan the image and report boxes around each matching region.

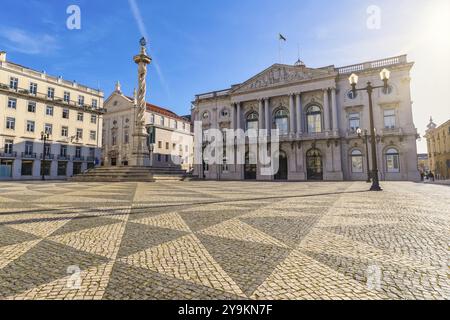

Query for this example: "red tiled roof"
[126,96,189,122]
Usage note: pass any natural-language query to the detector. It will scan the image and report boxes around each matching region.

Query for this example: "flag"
[279,34,287,41]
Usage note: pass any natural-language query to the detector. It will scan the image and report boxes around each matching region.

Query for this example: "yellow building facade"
[425,119,450,179]
[0,51,105,180]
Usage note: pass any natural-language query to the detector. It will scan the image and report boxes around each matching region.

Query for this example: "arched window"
[385,148,400,173]
[274,109,289,135]
[246,112,259,131]
[306,105,322,133]
[351,150,363,173]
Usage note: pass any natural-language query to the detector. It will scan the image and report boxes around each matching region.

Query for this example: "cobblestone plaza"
[0,181,448,300]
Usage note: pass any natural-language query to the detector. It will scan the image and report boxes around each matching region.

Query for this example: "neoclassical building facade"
[192,55,420,182]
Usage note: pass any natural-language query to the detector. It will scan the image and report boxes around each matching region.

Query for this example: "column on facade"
[323,89,331,132]
[296,93,303,135]
[231,103,236,130]
[258,99,264,130]
[331,88,338,134]
[264,98,270,133]
[289,94,295,135]
[236,102,241,130]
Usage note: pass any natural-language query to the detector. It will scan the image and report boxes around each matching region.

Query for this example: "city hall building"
[192,55,420,181]
[0,51,104,180]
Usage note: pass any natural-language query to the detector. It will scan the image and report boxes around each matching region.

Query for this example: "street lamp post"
[40,131,50,181]
[349,68,390,192]
[357,128,372,183]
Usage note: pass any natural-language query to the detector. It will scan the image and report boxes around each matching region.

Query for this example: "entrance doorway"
[244,152,257,180]
[307,149,323,181]
[274,151,288,181]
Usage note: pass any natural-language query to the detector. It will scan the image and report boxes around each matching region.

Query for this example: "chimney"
[0,51,6,62]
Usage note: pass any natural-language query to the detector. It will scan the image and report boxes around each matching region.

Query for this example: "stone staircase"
[70,166,195,182]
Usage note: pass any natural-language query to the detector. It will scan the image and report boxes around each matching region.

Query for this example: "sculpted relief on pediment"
[233,65,333,93]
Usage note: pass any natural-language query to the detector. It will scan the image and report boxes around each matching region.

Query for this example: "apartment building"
[0,51,105,180]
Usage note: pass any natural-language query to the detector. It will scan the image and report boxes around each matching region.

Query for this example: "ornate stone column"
[231,103,236,130]
[236,102,241,130]
[331,88,338,135]
[264,98,270,132]
[296,93,302,135]
[323,89,331,133]
[131,38,152,167]
[258,99,264,130]
[289,94,295,135]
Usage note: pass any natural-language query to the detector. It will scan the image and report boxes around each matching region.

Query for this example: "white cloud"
[0,27,59,55]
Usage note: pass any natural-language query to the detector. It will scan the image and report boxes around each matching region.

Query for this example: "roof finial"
[115,81,121,93]
[133,88,137,104]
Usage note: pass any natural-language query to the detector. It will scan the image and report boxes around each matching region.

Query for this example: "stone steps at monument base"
[69,166,193,182]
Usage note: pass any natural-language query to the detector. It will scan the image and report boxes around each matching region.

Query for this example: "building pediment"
[231,64,336,94]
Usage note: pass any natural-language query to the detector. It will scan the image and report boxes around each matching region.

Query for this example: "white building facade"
[102,86,193,171]
[0,52,104,180]
[192,55,420,182]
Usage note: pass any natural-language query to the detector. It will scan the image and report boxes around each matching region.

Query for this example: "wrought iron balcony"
[57,155,70,161]
[40,153,55,160]
[72,155,85,161]
[0,152,17,158]
[21,152,37,159]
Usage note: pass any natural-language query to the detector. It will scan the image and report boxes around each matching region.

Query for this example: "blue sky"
[1,0,449,152]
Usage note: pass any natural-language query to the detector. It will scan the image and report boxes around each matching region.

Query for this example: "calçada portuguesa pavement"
[0,181,448,300]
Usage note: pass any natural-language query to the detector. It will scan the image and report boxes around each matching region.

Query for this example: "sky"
[0,0,449,153]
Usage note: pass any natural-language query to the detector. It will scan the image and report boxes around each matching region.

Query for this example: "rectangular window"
[166,142,169,150]
[90,114,97,124]
[173,121,177,129]
[8,98,17,109]
[57,162,67,176]
[160,117,165,126]
[112,134,117,146]
[150,114,155,124]
[384,109,396,129]
[28,102,36,113]
[158,141,162,149]
[173,143,176,150]
[60,145,68,157]
[78,95,84,106]
[40,161,51,176]
[64,91,70,103]
[92,99,98,109]
[75,147,82,158]
[76,129,83,139]
[349,113,360,132]
[25,141,33,155]
[29,83,37,95]
[46,106,54,116]
[9,77,18,90]
[26,121,35,133]
[62,108,69,119]
[21,161,33,176]
[61,126,68,137]
[157,154,162,162]
[165,155,170,162]
[77,112,84,121]
[44,123,53,135]
[90,131,96,140]
[47,87,55,99]
[124,131,129,144]
[4,140,13,154]
[6,117,15,130]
